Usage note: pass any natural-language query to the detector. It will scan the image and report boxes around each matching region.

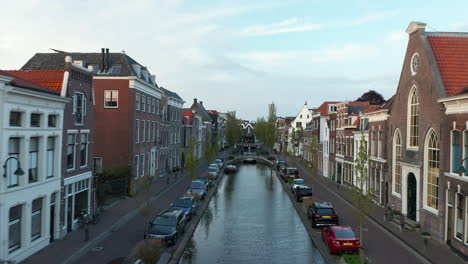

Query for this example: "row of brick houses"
[279,22,468,257]
[0,49,226,263]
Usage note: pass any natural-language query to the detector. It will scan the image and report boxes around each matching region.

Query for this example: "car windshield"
[152,215,175,226]
[208,167,217,172]
[173,198,192,208]
[317,208,335,215]
[294,179,305,185]
[334,230,355,238]
[215,159,222,163]
[299,188,312,194]
[191,182,204,189]
[287,169,298,175]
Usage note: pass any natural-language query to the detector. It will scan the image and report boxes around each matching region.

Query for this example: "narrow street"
[179,164,325,264]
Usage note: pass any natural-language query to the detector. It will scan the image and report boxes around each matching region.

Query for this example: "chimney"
[100,48,105,72]
[64,56,72,68]
[105,48,110,72]
[200,101,203,105]
[194,98,197,104]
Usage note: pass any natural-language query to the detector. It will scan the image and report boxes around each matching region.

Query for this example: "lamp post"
[3,156,25,178]
[457,157,468,176]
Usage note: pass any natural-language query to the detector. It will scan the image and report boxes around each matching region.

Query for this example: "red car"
[322,226,360,254]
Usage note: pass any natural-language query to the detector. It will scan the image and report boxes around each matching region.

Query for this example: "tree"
[308,134,320,176]
[185,136,199,179]
[291,127,303,156]
[352,135,374,264]
[130,175,153,221]
[356,90,385,105]
[226,111,242,146]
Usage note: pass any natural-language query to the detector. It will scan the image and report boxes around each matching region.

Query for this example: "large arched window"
[426,130,439,210]
[408,86,419,147]
[393,130,402,195]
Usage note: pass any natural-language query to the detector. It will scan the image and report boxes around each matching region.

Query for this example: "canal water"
[179,164,325,264]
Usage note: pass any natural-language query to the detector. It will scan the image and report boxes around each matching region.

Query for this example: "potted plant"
[421,231,431,239]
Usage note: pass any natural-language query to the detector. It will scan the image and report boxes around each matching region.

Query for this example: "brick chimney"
[194,98,197,104]
[200,101,203,106]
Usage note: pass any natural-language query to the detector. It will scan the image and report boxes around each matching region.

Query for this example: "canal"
[179,164,325,264]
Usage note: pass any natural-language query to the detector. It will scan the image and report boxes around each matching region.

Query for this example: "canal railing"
[225,154,275,167]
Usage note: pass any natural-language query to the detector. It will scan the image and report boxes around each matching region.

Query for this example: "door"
[385,182,389,206]
[50,204,55,242]
[67,197,73,232]
[447,206,453,245]
[337,163,342,184]
[407,173,417,221]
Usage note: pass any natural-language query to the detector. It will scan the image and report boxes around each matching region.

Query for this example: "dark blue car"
[171,196,197,220]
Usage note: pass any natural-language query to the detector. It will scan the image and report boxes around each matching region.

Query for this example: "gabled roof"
[315,101,341,116]
[362,105,380,114]
[5,70,64,92]
[426,33,468,96]
[161,87,183,101]
[21,51,158,87]
[183,111,194,125]
[0,70,60,95]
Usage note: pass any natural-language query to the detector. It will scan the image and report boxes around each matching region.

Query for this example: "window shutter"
[73,95,77,113]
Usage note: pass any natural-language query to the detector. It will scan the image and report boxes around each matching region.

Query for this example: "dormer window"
[73,92,86,125]
[109,64,122,75]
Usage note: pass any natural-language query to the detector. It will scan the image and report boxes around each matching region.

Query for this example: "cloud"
[241,17,322,36]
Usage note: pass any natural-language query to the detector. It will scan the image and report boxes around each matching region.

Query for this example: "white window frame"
[407,85,419,149]
[142,120,146,143]
[47,137,56,178]
[80,133,89,168]
[67,132,77,171]
[136,93,140,111]
[147,120,150,142]
[135,155,139,178]
[136,119,140,143]
[104,90,119,108]
[423,128,439,215]
[392,129,402,197]
[73,92,86,125]
[142,95,146,112]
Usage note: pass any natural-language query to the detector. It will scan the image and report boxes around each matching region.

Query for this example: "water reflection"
[180,165,325,264]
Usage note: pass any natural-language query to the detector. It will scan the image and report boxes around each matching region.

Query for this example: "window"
[136,119,140,143]
[80,133,89,167]
[30,113,41,127]
[296,122,302,128]
[141,153,145,177]
[104,90,118,108]
[10,111,22,127]
[67,134,76,170]
[134,155,139,178]
[147,120,150,141]
[300,115,302,118]
[152,121,155,141]
[8,137,20,187]
[456,193,464,239]
[142,95,146,112]
[378,131,382,158]
[47,137,55,178]
[48,115,57,127]
[409,87,419,147]
[465,131,468,175]
[147,97,151,113]
[9,205,22,253]
[152,99,156,114]
[136,93,140,111]
[29,137,39,183]
[426,131,439,210]
[371,131,376,157]
[31,198,42,241]
[156,100,160,114]
[142,120,146,143]
[93,157,103,174]
[73,92,86,125]
[452,130,461,173]
[394,131,402,194]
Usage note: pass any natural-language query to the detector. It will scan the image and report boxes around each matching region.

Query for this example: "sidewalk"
[21,161,210,264]
[287,157,466,264]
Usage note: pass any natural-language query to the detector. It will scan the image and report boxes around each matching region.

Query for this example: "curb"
[62,175,188,264]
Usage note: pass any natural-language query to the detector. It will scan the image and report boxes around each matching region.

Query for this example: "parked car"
[294,185,312,202]
[322,226,360,254]
[171,196,197,221]
[214,159,224,168]
[307,202,339,227]
[290,178,305,192]
[186,180,207,200]
[207,165,219,178]
[144,208,187,246]
[198,176,213,189]
[276,160,286,170]
[281,167,299,182]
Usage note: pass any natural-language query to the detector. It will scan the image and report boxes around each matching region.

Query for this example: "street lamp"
[3,157,25,178]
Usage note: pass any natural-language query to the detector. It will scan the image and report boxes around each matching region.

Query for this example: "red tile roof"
[349,101,370,106]
[5,70,65,92]
[362,105,380,113]
[427,35,468,96]
[0,70,60,95]
[315,101,341,116]
[183,111,194,124]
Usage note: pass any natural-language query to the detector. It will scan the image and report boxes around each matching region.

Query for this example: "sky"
[2,0,468,120]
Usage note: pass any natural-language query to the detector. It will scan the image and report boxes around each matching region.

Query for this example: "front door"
[67,198,73,233]
[337,163,342,184]
[50,204,55,242]
[447,206,453,245]
[407,173,417,221]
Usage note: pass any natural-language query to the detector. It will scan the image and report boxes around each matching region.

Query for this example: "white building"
[287,102,314,156]
[0,72,67,263]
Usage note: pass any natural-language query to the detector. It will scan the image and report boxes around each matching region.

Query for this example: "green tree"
[254,102,278,150]
[185,136,199,179]
[291,127,303,156]
[226,111,242,146]
[356,90,385,105]
[352,135,373,264]
[308,134,320,176]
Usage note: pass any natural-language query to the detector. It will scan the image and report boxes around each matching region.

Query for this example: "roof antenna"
[50,48,67,53]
